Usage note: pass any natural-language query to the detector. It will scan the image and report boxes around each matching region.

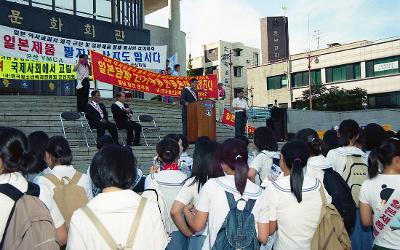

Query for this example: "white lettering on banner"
[0,25,167,70]
[374,61,399,72]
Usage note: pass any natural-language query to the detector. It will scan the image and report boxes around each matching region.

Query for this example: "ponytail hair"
[368,137,400,178]
[0,127,36,175]
[295,128,322,156]
[281,140,309,203]
[216,138,249,195]
[156,138,180,164]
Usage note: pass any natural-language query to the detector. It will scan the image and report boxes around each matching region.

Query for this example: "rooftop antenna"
[313,30,321,49]
[282,4,288,17]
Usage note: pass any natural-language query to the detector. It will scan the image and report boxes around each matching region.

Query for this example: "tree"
[186,53,194,76]
[297,85,367,111]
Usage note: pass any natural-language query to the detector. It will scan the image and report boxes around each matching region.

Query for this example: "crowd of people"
[0,119,399,250]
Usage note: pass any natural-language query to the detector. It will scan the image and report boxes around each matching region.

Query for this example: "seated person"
[85,90,118,144]
[111,92,142,146]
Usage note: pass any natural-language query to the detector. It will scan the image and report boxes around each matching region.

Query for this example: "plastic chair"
[59,112,95,148]
[138,114,161,146]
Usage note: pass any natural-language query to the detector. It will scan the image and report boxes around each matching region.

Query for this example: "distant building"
[248,38,400,109]
[190,40,260,106]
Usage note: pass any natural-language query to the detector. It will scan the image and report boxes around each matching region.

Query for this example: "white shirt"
[232,97,249,113]
[265,175,330,250]
[179,152,193,176]
[305,155,333,182]
[66,190,168,250]
[76,64,90,89]
[35,165,93,202]
[0,172,64,242]
[359,174,400,249]
[196,175,269,250]
[250,150,281,185]
[326,146,367,176]
[172,70,179,76]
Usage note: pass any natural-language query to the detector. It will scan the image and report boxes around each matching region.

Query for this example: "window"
[368,91,400,108]
[77,0,93,18]
[325,63,361,83]
[233,66,242,77]
[253,53,259,66]
[291,70,321,88]
[267,75,287,90]
[55,0,73,14]
[233,49,241,57]
[366,56,400,78]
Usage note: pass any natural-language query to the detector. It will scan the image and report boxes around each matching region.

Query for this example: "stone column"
[168,0,180,57]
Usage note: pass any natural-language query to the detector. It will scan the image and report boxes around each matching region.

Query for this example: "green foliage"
[298,85,367,111]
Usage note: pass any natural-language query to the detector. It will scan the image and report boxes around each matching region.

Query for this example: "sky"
[145,0,400,57]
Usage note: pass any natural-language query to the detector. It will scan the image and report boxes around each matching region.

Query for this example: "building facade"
[0,0,186,99]
[190,40,260,106]
[248,38,400,109]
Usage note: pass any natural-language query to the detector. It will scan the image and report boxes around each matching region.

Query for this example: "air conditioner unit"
[246,60,250,63]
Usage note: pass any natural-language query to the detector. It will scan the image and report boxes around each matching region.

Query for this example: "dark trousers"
[92,120,119,143]
[76,78,90,112]
[235,111,247,136]
[182,110,187,137]
[118,120,142,145]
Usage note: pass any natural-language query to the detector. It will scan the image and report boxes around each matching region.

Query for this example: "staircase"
[0,95,234,174]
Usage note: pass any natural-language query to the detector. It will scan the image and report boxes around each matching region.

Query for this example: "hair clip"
[390,137,399,141]
[294,158,302,163]
[235,155,242,160]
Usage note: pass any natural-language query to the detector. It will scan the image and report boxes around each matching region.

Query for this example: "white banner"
[374,61,399,72]
[0,25,167,70]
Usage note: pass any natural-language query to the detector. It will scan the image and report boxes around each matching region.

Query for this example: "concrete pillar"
[321,68,326,84]
[168,0,180,57]
[361,61,366,78]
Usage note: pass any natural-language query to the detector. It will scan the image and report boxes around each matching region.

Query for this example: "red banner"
[90,50,218,98]
[221,108,256,135]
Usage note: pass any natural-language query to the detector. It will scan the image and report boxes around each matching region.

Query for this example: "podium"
[187,100,216,143]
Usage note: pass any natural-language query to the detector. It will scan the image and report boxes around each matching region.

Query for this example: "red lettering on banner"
[18,38,29,52]
[31,41,43,54]
[44,43,55,56]
[4,35,16,49]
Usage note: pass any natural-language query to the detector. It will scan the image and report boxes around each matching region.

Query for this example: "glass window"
[234,66,242,77]
[292,70,320,87]
[55,0,73,14]
[326,63,361,83]
[32,0,52,10]
[267,75,287,90]
[96,0,112,21]
[77,1,93,18]
[366,56,400,78]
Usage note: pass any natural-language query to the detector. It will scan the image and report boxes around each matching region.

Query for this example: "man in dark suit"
[85,90,119,143]
[111,92,142,146]
[179,78,199,136]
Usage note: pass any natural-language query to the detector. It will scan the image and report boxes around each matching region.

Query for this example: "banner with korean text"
[0,56,75,80]
[221,108,256,134]
[0,25,167,70]
[90,50,218,98]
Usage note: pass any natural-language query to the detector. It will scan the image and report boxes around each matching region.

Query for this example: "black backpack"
[323,168,356,234]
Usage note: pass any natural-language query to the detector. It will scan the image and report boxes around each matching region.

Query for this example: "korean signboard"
[0,25,167,70]
[267,16,289,62]
[90,50,218,98]
[0,56,75,81]
[221,108,256,134]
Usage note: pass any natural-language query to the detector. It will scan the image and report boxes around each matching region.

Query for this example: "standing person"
[326,119,372,250]
[265,140,331,250]
[248,127,280,185]
[172,64,181,76]
[179,78,199,137]
[85,90,119,143]
[216,83,226,122]
[362,123,388,157]
[67,145,168,250]
[183,138,269,249]
[74,54,91,113]
[321,129,340,157]
[111,92,142,146]
[232,89,249,137]
[170,140,222,250]
[27,131,50,181]
[360,138,400,250]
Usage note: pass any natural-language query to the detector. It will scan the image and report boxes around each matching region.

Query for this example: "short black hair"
[235,134,249,146]
[90,145,136,190]
[115,92,123,98]
[28,131,50,174]
[46,136,73,166]
[174,64,180,69]
[156,138,180,164]
[237,88,244,94]
[79,54,87,59]
[91,90,100,97]
[190,78,198,84]
[164,134,189,152]
[96,135,114,150]
[253,127,278,151]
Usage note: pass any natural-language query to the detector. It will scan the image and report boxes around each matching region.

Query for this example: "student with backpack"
[0,127,60,249]
[35,136,93,228]
[67,145,167,250]
[170,140,222,249]
[143,138,187,243]
[248,127,281,185]
[184,138,269,250]
[296,128,356,234]
[326,119,372,250]
[165,134,193,176]
[359,138,400,250]
[264,140,345,250]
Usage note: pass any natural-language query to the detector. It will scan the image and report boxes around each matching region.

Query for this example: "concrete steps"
[0,95,234,173]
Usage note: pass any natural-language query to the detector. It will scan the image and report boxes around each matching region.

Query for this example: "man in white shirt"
[172,64,180,76]
[73,54,91,113]
[232,88,249,137]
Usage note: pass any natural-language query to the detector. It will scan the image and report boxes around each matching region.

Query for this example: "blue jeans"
[350,209,373,250]
[165,231,206,250]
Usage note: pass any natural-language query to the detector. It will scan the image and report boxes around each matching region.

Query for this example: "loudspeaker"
[267,108,287,141]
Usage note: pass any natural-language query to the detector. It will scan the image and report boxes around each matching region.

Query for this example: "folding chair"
[138,114,161,146]
[59,112,95,148]
[113,119,126,146]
